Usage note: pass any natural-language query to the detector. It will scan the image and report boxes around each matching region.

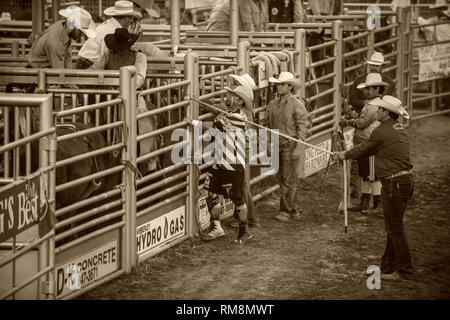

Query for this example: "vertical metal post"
[230,0,239,46]
[237,41,250,74]
[120,66,137,273]
[396,6,405,103]
[332,21,343,122]
[38,94,53,299]
[170,0,181,47]
[405,6,413,126]
[52,0,59,24]
[37,70,47,94]
[184,53,199,238]
[295,29,306,99]
[12,41,19,58]
[32,0,45,38]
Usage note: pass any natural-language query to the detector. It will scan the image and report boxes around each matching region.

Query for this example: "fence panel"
[0,93,56,300]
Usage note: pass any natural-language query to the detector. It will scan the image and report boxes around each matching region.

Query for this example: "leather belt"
[381,170,411,181]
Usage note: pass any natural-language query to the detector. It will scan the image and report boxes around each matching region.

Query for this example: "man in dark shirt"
[338,95,414,281]
[347,51,396,199]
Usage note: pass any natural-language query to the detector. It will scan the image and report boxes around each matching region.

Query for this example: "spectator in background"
[76,1,142,69]
[207,0,269,32]
[28,6,96,69]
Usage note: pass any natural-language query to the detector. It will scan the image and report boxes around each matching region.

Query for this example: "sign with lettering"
[417,43,450,82]
[55,240,118,298]
[0,175,49,243]
[136,206,186,255]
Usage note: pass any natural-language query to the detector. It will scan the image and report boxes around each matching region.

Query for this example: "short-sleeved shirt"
[28,20,72,69]
[78,18,122,63]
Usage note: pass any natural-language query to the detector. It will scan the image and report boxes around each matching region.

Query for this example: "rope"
[187,97,335,155]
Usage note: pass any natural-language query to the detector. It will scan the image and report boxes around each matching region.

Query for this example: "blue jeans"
[279,150,300,214]
[380,174,414,277]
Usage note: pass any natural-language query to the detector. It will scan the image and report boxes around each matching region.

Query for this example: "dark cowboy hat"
[104,28,139,53]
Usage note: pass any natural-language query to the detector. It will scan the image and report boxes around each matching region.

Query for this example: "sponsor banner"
[304,128,355,177]
[198,193,235,231]
[417,43,450,82]
[55,240,118,297]
[0,174,53,243]
[198,196,209,231]
[136,206,185,255]
[304,139,332,176]
[256,60,269,89]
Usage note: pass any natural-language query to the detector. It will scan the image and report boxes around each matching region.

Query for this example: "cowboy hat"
[104,1,142,19]
[230,74,257,100]
[224,85,254,111]
[430,0,448,9]
[268,71,302,88]
[365,51,387,66]
[357,73,390,89]
[380,95,410,119]
[105,28,139,53]
[131,0,161,18]
[59,5,97,38]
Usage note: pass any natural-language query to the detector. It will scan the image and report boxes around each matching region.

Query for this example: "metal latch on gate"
[98,73,104,84]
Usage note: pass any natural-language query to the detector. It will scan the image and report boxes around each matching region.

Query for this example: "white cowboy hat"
[104,0,142,18]
[268,71,302,88]
[59,6,97,38]
[230,74,257,100]
[224,85,254,111]
[131,0,161,18]
[365,51,387,66]
[430,0,448,9]
[357,73,390,89]
[380,95,410,119]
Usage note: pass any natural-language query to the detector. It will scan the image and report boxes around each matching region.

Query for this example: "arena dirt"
[79,115,450,300]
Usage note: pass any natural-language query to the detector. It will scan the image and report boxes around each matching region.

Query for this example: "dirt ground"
[79,115,450,300]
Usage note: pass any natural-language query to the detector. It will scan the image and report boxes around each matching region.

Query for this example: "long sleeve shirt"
[28,20,72,69]
[344,118,413,178]
[267,94,309,151]
[348,73,397,113]
[78,18,122,63]
[350,97,381,143]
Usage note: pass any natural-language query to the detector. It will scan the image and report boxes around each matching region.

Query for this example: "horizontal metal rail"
[55,143,124,169]
[137,170,189,197]
[55,98,122,118]
[56,121,123,142]
[136,100,189,119]
[136,162,185,185]
[137,121,187,142]
[137,192,188,218]
[139,79,190,96]
[136,182,188,208]
[55,221,125,253]
[0,128,54,154]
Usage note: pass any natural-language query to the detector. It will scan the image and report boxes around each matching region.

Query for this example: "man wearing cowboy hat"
[267,72,310,222]
[340,73,389,213]
[338,95,414,281]
[28,5,96,69]
[76,1,143,69]
[89,28,146,88]
[347,52,395,200]
[201,85,255,244]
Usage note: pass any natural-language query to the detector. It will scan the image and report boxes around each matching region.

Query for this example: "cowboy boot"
[233,222,253,245]
[366,195,384,218]
[348,193,371,212]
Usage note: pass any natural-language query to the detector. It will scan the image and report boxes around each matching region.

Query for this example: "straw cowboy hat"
[357,73,390,89]
[268,71,302,88]
[230,74,257,100]
[104,1,142,19]
[430,0,448,9]
[365,51,387,66]
[105,28,139,53]
[59,6,97,38]
[131,0,161,18]
[380,95,410,119]
[224,85,254,111]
